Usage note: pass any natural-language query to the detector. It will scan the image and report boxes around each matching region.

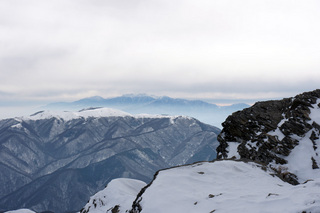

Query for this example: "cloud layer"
[1,0,320,103]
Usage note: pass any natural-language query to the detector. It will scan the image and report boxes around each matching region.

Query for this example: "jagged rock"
[312,157,319,169]
[217,89,320,185]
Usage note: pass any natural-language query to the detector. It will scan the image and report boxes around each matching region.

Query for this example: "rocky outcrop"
[217,89,320,184]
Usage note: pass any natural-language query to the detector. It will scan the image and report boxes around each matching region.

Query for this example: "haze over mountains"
[44,94,250,128]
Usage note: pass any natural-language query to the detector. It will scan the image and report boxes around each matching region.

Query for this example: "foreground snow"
[132,160,320,213]
[81,178,146,213]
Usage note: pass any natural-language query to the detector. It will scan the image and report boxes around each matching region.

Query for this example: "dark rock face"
[217,89,320,184]
[0,113,220,213]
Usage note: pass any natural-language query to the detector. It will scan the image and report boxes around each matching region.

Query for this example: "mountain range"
[44,94,250,128]
[79,89,320,213]
[0,108,220,213]
[3,90,320,212]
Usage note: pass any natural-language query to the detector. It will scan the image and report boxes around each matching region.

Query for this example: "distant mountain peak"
[76,96,105,102]
[121,93,156,98]
[85,96,105,101]
[44,94,250,128]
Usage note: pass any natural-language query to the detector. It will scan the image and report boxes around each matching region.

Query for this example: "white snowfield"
[24,108,131,121]
[81,178,146,213]
[19,107,188,122]
[135,160,320,213]
[4,209,36,213]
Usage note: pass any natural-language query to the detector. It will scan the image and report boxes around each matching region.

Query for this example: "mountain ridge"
[44,94,249,128]
[3,90,320,213]
[78,89,320,213]
[0,108,220,212]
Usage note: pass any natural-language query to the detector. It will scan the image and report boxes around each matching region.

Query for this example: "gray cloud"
[0,0,319,105]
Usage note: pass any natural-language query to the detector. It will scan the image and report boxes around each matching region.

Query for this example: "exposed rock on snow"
[217,89,320,184]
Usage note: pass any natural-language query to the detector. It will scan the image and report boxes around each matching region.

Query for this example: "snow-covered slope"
[0,107,220,213]
[81,178,146,213]
[130,160,320,213]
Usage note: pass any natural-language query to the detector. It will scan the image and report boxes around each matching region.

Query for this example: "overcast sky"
[1,0,320,109]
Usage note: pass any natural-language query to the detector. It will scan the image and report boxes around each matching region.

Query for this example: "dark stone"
[111,205,120,213]
[310,131,319,151]
[312,157,319,169]
[217,89,320,185]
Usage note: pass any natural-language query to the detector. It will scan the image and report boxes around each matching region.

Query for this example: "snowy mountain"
[0,108,220,213]
[217,89,320,184]
[79,90,320,213]
[44,94,250,128]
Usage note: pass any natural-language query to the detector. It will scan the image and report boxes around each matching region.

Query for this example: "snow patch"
[246,140,258,149]
[22,108,182,122]
[11,123,22,129]
[278,113,288,126]
[266,115,287,141]
[5,209,36,213]
[226,142,240,159]
[267,128,286,141]
[309,98,320,125]
[285,131,320,182]
[81,178,146,213]
[134,113,183,121]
